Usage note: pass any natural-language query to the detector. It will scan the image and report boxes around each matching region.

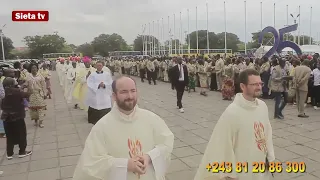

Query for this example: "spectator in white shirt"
[311,63,320,110]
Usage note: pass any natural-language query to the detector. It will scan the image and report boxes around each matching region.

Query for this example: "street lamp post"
[290,13,300,43]
[0,24,6,61]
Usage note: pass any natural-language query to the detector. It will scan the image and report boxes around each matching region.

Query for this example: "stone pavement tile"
[33,136,57,145]
[288,156,320,173]
[180,122,203,131]
[292,174,319,180]
[59,155,80,167]
[172,147,201,158]
[173,139,188,148]
[166,168,197,180]
[284,134,313,144]
[285,126,310,134]
[191,143,207,154]
[27,168,60,180]
[285,144,318,156]
[58,139,82,149]
[35,130,57,138]
[57,128,77,135]
[274,146,301,162]
[167,159,190,173]
[180,154,203,168]
[178,136,207,146]
[0,173,28,180]
[197,121,216,129]
[1,156,30,165]
[32,142,57,152]
[58,146,83,157]
[304,140,320,151]
[308,152,320,162]
[273,129,294,138]
[273,137,296,148]
[273,172,304,180]
[0,162,29,176]
[57,134,80,142]
[29,158,59,171]
[31,149,58,160]
[300,130,320,140]
[190,128,212,141]
[311,170,320,178]
[60,165,76,179]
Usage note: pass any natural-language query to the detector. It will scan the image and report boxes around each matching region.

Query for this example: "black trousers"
[139,69,146,81]
[88,107,111,125]
[175,81,186,109]
[4,119,27,156]
[147,71,156,84]
[312,85,320,106]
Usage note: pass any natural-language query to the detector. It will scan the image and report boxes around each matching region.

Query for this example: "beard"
[116,98,137,111]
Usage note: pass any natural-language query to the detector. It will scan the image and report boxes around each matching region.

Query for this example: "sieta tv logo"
[12,11,49,22]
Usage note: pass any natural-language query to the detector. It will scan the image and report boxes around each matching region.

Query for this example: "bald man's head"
[112,76,138,112]
[112,76,136,93]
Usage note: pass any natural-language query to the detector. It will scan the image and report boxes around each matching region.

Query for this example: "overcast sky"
[0,0,319,47]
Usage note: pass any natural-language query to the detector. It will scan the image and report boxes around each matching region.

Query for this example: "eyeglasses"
[247,82,264,87]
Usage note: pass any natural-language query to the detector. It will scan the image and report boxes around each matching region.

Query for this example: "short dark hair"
[28,63,39,73]
[239,69,260,85]
[112,76,136,93]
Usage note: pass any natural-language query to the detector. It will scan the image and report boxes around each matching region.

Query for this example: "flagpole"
[224,1,227,55]
[298,5,301,45]
[188,9,190,55]
[244,1,247,55]
[206,3,209,54]
[157,20,160,55]
[142,25,144,55]
[162,18,164,55]
[168,16,170,55]
[179,11,182,55]
[196,6,199,54]
[149,23,151,55]
[287,5,289,41]
[260,2,262,31]
[273,3,276,27]
[174,13,177,55]
[152,21,156,56]
[309,6,312,45]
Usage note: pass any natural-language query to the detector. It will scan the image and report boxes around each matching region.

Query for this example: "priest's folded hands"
[127,154,152,175]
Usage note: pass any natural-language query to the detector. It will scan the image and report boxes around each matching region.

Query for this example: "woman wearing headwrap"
[26,63,47,128]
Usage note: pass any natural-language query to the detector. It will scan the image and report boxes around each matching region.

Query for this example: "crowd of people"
[0,52,319,179]
[105,53,320,117]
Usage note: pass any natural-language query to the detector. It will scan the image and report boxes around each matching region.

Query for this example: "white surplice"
[72,103,174,180]
[65,67,77,103]
[63,63,72,90]
[194,93,275,180]
[85,70,113,110]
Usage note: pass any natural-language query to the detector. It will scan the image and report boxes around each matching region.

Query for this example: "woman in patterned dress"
[221,58,235,100]
[27,63,46,128]
[39,64,52,99]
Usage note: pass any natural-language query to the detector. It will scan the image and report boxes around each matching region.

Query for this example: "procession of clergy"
[54,53,292,180]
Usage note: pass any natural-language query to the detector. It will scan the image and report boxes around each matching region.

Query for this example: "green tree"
[0,36,14,60]
[216,32,241,52]
[133,35,159,51]
[24,34,66,58]
[91,33,128,56]
[69,44,77,52]
[61,44,73,53]
[76,43,95,57]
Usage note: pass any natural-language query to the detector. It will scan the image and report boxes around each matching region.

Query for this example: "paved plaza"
[0,72,320,180]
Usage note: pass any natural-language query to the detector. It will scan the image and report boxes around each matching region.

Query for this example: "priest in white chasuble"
[194,69,275,180]
[65,61,77,104]
[73,76,174,180]
[73,57,96,110]
[85,61,113,125]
